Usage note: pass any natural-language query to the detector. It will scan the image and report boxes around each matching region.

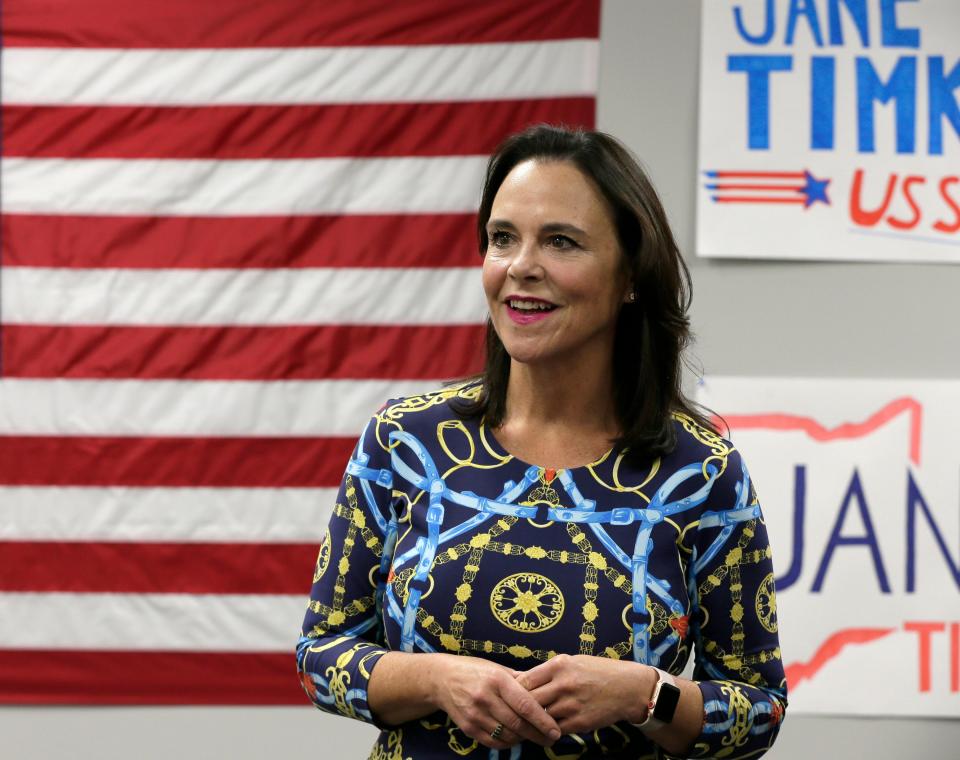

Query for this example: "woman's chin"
[503,347,561,368]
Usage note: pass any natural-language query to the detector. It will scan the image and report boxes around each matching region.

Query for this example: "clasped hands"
[435,653,650,751]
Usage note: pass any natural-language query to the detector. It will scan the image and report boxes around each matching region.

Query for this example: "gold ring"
[490,722,504,740]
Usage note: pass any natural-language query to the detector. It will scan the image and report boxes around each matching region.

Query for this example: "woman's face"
[481,159,631,370]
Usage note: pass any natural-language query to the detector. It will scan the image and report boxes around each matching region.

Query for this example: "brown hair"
[454,124,716,458]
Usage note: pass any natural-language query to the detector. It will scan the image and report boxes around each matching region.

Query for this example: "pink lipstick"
[504,296,558,324]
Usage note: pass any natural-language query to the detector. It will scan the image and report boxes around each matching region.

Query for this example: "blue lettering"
[856,56,917,154]
[812,470,891,593]
[906,472,960,592]
[828,0,869,47]
[786,0,824,46]
[811,57,836,149]
[775,465,806,592]
[733,0,775,45]
[928,57,960,156]
[728,55,794,150]
[880,0,920,48]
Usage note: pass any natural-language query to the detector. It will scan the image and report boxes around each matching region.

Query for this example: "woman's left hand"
[514,654,653,735]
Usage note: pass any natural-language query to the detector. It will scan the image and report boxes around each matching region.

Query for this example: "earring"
[628,291,637,302]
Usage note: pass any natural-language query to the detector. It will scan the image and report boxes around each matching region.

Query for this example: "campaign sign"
[697,377,959,716]
[697,0,960,262]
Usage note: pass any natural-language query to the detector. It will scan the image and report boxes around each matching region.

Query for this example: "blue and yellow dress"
[297,385,787,759]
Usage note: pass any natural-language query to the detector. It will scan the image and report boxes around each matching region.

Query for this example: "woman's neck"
[501,358,619,439]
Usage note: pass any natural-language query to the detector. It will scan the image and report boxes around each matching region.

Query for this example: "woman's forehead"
[491,160,612,228]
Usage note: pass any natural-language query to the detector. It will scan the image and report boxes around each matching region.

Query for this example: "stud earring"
[628,291,637,302]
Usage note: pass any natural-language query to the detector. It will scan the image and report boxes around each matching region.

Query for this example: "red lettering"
[887,175,925,230]
[849,169,898,227]
[952,622,959,693]
[905,621,945,692]
[933,177,960,234]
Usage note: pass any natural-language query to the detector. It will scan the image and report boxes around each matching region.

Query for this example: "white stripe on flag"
[0,379,438,436]
[3,41,599,105]
[3,267,486,325]
[0,487,338,543]
[2,156,488,215]
[0,592,303,651]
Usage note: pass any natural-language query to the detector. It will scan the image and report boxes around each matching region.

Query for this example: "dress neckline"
[478,418,618,473]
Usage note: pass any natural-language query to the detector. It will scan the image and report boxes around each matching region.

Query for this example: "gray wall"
[3,1,958,757]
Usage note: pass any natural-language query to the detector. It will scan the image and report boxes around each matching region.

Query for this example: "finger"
[513,659,557,691]
[480,717,518,751]
[541,697,576,721]
[486,702,554,749]
[528,682,562,710]
[555,714,586,737]
[498,678,562,743]
[482,712,524,750]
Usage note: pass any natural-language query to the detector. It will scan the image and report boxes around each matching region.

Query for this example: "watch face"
[652,682,681,722]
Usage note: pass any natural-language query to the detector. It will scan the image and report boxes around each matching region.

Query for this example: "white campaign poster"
[697,0,960,262]
[697,377,959,716]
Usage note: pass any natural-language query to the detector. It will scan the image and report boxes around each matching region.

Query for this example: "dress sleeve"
[295,409,399,725]
[687,448,788,759]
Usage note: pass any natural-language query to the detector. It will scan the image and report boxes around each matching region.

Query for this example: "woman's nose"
[507,241,544,280]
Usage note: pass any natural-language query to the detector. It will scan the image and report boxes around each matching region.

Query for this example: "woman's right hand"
[428,654,562,750]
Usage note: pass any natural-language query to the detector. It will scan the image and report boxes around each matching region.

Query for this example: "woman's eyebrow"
[486,220,588,238]
[541,222,588,237]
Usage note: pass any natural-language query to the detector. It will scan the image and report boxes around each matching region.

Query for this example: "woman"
[297,125,787,759]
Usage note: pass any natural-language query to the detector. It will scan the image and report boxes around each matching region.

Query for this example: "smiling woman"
[296,126,788,759]
[482,160,628,382]
[464,126,709,464]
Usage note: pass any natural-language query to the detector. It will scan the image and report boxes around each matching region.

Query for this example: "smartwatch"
[633,667,680,731]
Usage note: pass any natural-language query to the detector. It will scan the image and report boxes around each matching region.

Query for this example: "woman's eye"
[548,234,577,249]
[489,231,512,247]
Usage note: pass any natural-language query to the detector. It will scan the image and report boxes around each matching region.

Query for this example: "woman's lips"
[505,302,557,324]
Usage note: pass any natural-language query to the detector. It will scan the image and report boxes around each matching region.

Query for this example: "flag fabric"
[0,0,599,704]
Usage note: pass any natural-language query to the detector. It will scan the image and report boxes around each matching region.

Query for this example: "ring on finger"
[490,722,504,740]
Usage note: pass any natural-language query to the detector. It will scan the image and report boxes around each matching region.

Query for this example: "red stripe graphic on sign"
[3,0,601,48]
[715,396,923,465]
[2,214,479,269]
[0,542,316,594]
[4,99,594,159]
[708,171,805,179]
[3,324,485,380]
[784,627,896,690]
[705,169,830,208]
[0,650,302,705]
[712,197,804,204]
[0,436,355,487]
[707,184,804,192]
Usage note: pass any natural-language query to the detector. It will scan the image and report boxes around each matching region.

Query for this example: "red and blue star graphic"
[704,169,831,208]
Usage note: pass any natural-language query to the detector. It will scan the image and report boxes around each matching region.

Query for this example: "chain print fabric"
[297,386,787,759]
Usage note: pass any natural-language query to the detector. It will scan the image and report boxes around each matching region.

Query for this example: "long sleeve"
[296,411,399,724]
[687,448,787,758]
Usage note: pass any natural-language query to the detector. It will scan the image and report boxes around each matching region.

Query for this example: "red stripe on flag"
[0,650,303,705]
[3,324,486,380]
[0,542,316,594]
[4,99,595,159]
[3,0,600,48]
[2,214,479,268]
[0,436,355,487]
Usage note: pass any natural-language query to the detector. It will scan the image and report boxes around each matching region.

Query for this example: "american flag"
[0,0,599,703]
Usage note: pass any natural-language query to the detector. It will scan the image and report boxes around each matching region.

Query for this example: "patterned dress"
[297,385,787,759]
